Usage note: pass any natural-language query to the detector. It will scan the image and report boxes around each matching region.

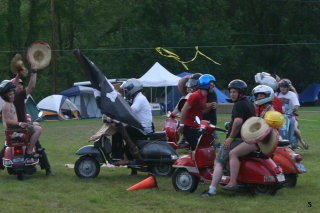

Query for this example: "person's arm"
[223,117,243,149]
[202,102,217,114]
[25,71,37,95]
[177,102,192,134]
[11,73,20,86]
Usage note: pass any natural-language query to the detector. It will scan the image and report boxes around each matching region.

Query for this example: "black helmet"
[0,80,16,102]
[228,79,247,95]
[278,79,291,88]
[186,73,202,87]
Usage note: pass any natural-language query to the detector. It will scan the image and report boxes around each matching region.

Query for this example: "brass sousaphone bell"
[26,41,52,70]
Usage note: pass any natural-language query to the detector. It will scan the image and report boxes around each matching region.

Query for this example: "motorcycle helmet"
[120,78,143,99]
[198,74,215,90]
[228,79,247,95]
[252,85,275,106]
[0,80,16,102]
[186,73,202,88]
[278,79,291,88]
[264,111,285,128]
[254,73,278,91]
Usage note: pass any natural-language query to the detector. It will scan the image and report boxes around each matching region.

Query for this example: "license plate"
[12,158,24,163]
[295,163,307,173]
[277,173,285,182]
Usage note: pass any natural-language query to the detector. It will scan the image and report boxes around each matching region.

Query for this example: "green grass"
[0,107,320,213]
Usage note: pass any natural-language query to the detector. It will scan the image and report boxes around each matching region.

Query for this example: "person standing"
[177,74,215,150]
[11,70,54,175]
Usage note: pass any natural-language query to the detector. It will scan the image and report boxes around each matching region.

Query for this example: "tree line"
[0,0,320,102]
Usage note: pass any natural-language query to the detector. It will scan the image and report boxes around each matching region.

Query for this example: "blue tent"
[166,73,230,111]
[299,84,320,105]
[59,86,102,118]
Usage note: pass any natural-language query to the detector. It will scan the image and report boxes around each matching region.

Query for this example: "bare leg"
[27,125,42,154]
[225,143,258,187]
[210,161,224,188]
[294,120,309,149]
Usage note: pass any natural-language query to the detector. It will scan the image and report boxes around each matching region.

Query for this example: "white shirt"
[131,92,153,134]
[276,91,300,115]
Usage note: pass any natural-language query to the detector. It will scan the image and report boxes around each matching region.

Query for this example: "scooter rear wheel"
[74,156,100,178]
[283,174,298,187]
[250,184,279,196]
[172,169,199,192]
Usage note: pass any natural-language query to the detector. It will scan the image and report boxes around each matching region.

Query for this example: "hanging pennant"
[155,46,221,70]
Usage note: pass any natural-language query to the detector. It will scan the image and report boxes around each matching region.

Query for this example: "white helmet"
[254,72,278,91]
[252,85,275,106]
[120,78,143,99]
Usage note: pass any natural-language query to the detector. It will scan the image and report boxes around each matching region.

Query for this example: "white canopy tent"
[139,62,181,112]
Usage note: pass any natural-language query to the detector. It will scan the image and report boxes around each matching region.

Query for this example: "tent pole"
[165,86,167,113]
[150,87,152,102]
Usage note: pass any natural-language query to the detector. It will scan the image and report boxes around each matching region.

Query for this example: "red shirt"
[184,90,207,127]
[256,96,282,115]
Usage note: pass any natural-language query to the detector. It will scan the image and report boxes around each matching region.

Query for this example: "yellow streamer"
[155,46,221,70]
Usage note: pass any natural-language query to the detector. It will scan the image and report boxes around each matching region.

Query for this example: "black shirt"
[229,97,256,138]
[203,90,217,125]
[14,89,27,122]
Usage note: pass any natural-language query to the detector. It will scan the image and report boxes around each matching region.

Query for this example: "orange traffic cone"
[126,175,158,191]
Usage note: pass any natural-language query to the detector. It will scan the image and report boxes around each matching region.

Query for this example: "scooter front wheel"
[152,164,174,176]
[172,168,199,192]
[74,156,100,178]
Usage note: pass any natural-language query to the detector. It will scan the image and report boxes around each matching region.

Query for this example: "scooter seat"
[247,151,269,159]
[145,132,167,141]
[278,140,290,147]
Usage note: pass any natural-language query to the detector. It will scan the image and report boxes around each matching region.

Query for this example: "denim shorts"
[216,138,243,164]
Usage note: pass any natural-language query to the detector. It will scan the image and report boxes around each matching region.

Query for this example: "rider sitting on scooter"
[200,79,256,197]
[0,80,38,161]
[222,85,275,190]
[113,78,153,165]
[177,74,215,151]
[276,79,300,149]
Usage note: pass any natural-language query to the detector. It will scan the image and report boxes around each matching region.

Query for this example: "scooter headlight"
[171,155,178,160]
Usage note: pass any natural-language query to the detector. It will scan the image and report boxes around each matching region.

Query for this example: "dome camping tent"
[37,95,80,121]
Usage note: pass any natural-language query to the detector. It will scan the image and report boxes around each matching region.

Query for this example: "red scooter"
[171,117,285,195]
[272,140,306,187]
[2,128,39,180]
[163,112,189,149]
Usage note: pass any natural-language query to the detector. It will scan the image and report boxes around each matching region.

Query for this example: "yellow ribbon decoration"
[155,46,221,70]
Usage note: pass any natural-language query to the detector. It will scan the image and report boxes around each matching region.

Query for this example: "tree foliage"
[0,0,319,101]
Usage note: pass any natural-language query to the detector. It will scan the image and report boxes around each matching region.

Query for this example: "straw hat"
[241,117,272,144]
[257,128,279,155]
[26,41,51,70]
[10,53,28,77]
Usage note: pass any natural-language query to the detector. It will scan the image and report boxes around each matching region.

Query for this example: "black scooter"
[74,120,179,178]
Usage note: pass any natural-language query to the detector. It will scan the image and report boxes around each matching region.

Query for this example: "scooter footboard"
[237,158,280,184]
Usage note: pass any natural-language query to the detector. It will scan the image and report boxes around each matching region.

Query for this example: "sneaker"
[199,189,215,197]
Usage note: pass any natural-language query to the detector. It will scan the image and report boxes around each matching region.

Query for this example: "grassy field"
[0,107,319,213]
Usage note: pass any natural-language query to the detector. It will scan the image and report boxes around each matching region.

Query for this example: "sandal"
[302,141,309,150]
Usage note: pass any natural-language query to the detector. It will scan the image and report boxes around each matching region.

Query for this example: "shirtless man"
[0,80,39,159]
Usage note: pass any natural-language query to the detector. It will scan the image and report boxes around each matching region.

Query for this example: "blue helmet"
[198,74,216,89]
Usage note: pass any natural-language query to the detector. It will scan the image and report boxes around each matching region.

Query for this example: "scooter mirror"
[195,116,201,125]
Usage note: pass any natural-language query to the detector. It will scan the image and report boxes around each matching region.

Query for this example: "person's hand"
[223,138,233,149]
[211,102,217,109]
[19,122,28,128]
